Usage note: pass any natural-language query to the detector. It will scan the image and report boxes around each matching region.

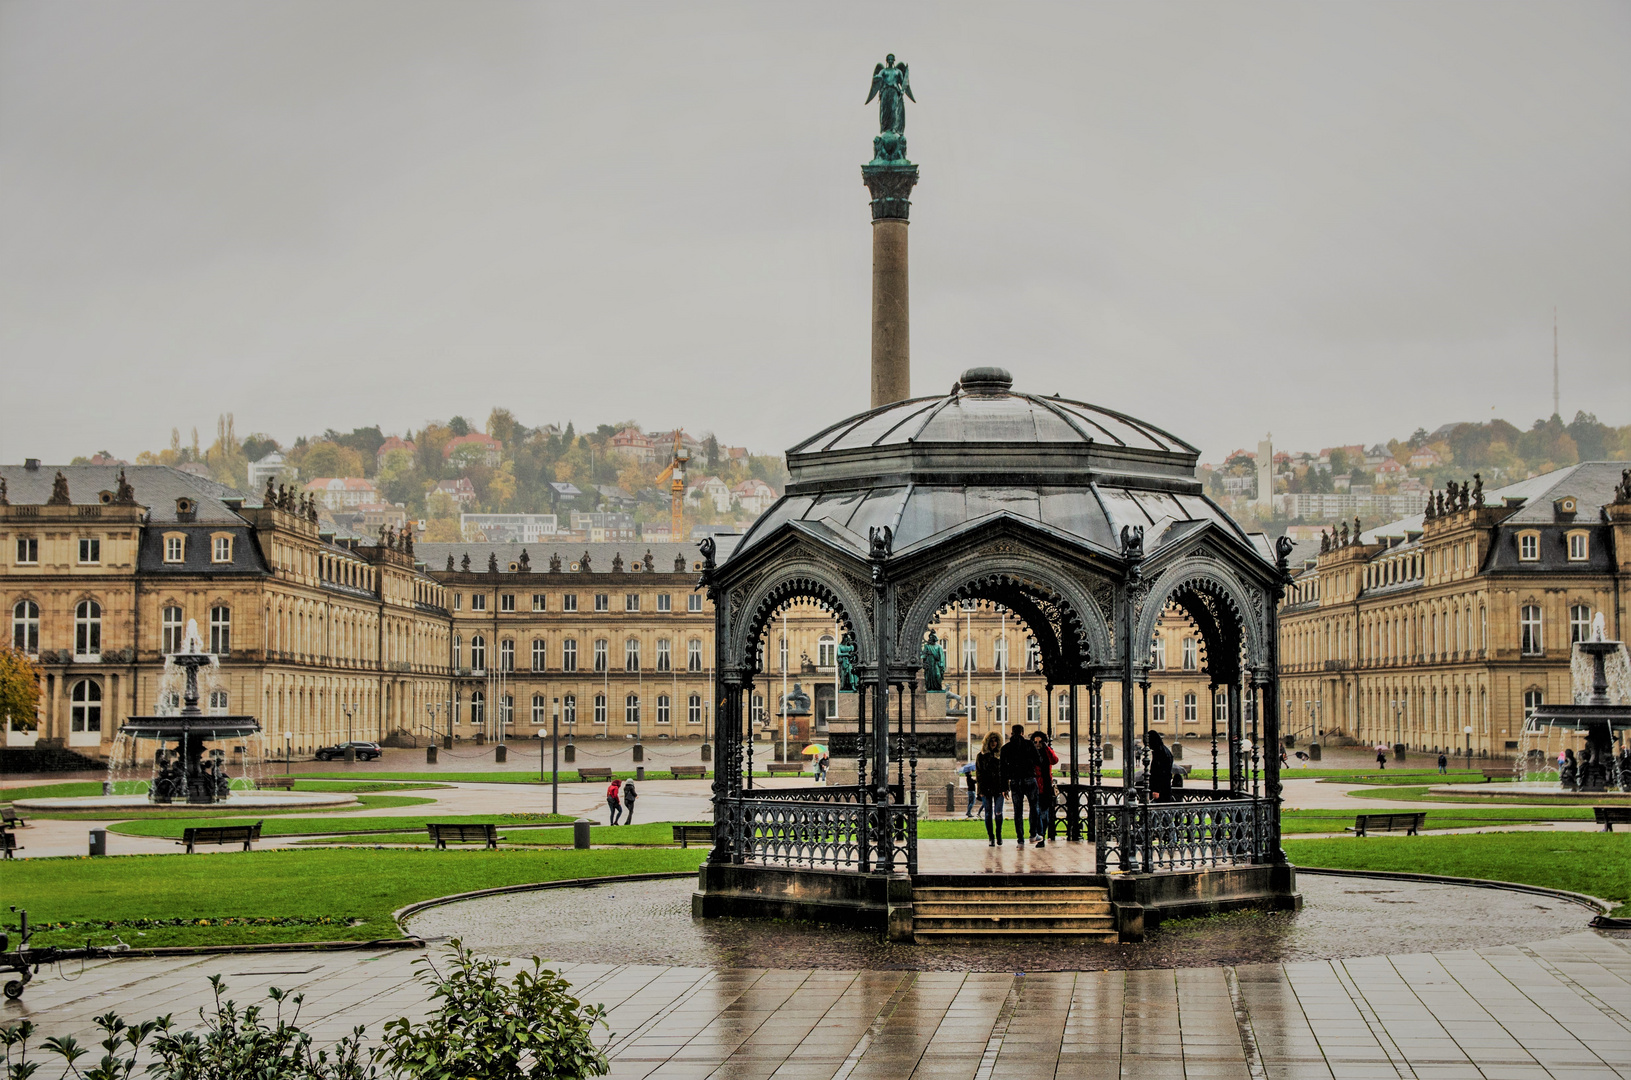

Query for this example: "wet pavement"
[405,873,1596,972]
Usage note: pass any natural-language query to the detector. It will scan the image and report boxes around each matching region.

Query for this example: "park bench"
[426,822,502,849]
[669,765,707,779]
[179,821,263,854]
[672,824,713,848]
[1349,812,1426,837]
[256,777,297,790]
[767,762,805,776]
[0,828,19,860]
[1592,806,1631,832]
[1,805,27,828]
[1480,766,1515,782]
[576,768,613,783]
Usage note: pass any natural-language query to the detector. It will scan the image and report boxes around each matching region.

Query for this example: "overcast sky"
[3,1,1627,467]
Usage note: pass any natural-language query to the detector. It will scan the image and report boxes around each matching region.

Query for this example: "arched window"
[593,639,608,672]
[750,695,764,723]
[1214,690,1229,725]
[70,679,102,733]
[625,693,641,725]
[210,605,231,655]
[817,635,835,667]
[209,689,228,714]
[501,694,513,725]
[687,639,703,672]
[1149,633,1164,670]
[11,600,39,653]
[994,637,1009,672]
[563,638,578,672]
[1523,688,1543,722]
[161,605,184,655]
[1519,606,1542,655]
[593,694,607,724]
[1183,693,1198,723]
[470,635,487,673]
[1026,693,1041,723]
[75,600,102,657]
[1182,639,1198,670]
[532,639,547,671]
[778,635,788,672]
[688,693,702,724]
[532,694,547,725]
[656,639,671,672]
[1151,693,1167,723]
[1569,604,1592,644]
[625,637,640,672]
[962,637,978,672]
[1057,693,1070,726]
[563,694,577,724]
[499,639,514,673]
[995,693,1009,723]
[1025,639,1041,672]
[470,690,485,725]
[656,694,671,724]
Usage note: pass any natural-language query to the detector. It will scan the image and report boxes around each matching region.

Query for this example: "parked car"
[314,741,382,762]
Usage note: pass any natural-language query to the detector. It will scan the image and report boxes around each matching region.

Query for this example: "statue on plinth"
[836,631,858,692]
[779,683,812,717]
[866,54,914,162]
[921,629,946,692]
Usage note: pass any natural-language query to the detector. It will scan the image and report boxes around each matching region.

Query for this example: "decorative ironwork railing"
[723,796,916,875]
[738,784,902,804]
[1093,795,1269,874]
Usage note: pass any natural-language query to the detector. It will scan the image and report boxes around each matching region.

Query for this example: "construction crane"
[654,432,690,541]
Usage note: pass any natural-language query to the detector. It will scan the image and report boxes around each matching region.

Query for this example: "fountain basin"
[11,790,358,813]
[1426,782,1630,800]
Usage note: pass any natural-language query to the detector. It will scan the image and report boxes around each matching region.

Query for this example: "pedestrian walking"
[1376,745,1388,770]
[1030,731,1058,846]
[1148,730,1173,803]
[606,778,623,825]
[975,731,1006,846]
[1436,752,1447,774]
[1000,724,1040,845]
[621,778,638,823]
[816,754,829,782]
[959,761,978,817]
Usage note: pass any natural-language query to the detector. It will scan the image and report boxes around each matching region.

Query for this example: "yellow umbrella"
[802,744,828,756]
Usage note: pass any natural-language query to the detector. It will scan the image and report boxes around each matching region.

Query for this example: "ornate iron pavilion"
[695,367,1297,937]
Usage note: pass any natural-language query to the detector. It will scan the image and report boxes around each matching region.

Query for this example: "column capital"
[861,161,920,221]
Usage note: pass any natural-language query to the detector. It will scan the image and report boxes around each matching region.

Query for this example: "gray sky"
[3,1,1627,466]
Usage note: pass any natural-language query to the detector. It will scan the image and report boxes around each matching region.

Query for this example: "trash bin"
[1102,743,1114,761]
[573,818,593,850]
[89,828,107,857]
[442,735,452,750]
[701,743,712,762]
[1392,743,1406,762]
[495,744,507,764]
[426,744,438,764]
[636,765,645,781]
[1307,743,1322,761]
[632,743,644,763]
[564,744,576,764]
[945,783,956,813]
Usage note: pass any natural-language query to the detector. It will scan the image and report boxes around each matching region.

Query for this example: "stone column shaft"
[870,220,910,409]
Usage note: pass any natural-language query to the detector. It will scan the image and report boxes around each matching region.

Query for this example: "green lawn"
[27,794,437,820]
[1307,769,1488,786]
[297,821,702,847]
[1285,831,1631,907]
[110,810,576,839]
[0,847,706,949]
[1348,784,1631,806]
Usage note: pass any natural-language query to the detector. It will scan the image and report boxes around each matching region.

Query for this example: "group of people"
[605,777,638,824]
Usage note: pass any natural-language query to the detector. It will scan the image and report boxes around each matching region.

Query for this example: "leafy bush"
[1,942,609,1080]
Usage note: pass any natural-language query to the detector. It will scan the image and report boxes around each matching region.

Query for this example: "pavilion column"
[1067,683,1080,841]
[1228,679,1244,793]
[1262,607,1287,863]
[708,678,743,866]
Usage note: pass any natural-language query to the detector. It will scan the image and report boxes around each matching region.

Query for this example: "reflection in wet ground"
[408,871,1591,971]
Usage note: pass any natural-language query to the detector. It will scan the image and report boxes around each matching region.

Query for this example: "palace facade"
[1278,461,1631,756]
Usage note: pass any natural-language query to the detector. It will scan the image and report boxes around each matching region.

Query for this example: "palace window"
[688,639,703,672]
[78,538,100,565]
[1569,605,1592,645]
[657,593,672,612]
[12,600,40,653]
[15,537,38,564]
[453,635,462,669]
[532,694,546,725]
[532,638,547,670]
[1149,634,1164,670]
[453,594,462,611]
[1567,533,1589,561]
[1520,605,1542,655]
[499,639,515,673]
[818,635,835,667]
[1182,639,1198,670]
[75,600,101,658]
[500,593,515,612]
[594,594,609,612]
[471,593,486,611]
[208,603,231,655]
[470,691,485,725]
[1518,533,1539,561]
[1214,690,1228,724]
[1057,693,1070,726]
[594,694,607,724]
[562,594,578,612]
[656,694,671,724]
[593,639,608,672]
[500,695,513,725]
[776,635,787,672]
[470,634,487,673]
[1151,693,1167,723]
[164,536,185,563]
[1025,640,1041,672]
[1183,693,1198,723]
[626,593,639,612]
[963,637,978,672]
[625,638,641,671]
[994,637,1009,672]
[212,536,233,563]
[750,695,765,723]
[1026,693,1041,724]
[532,594,547,611]
[209,690,228,714]
[563,694,577,724]
[688,694,703,724]
[70,679,102,733]
[160,605,184,654]
[656,639,671,672]
[1523,688,1543,721]
[995,693,1008,723]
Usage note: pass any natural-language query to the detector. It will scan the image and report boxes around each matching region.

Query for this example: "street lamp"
[283,731,291,776]
[550,697,560,813]
[1463,724,1473,765]
[342,701,358,763]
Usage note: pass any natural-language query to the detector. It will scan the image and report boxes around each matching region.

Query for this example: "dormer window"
[164,535,185,563]
[1518,532,1539,561]
[1566,532,1588,561]
[211,535,233,563]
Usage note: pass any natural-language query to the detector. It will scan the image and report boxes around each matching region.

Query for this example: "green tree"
[0,643,42,730]
[448,416,471,437]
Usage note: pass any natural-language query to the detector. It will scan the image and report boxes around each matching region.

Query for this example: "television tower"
[1552,307,1560,420]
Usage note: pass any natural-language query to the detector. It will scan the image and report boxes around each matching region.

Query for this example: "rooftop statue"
[1472,473,1485,508]
[488,552,499,573]
[48,471,70,506]
[550,552,563,573]
[518,548,530,571]
[461,553,471,572]
[446,554,455,572]
[0,477,7,506]
[1617,468,1631,505]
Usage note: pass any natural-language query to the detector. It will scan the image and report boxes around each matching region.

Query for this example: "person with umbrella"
[958,760,978,817]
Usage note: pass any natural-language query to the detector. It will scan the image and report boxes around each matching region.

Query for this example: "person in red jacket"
[606,778,623,825]
[1030,730,1059,847]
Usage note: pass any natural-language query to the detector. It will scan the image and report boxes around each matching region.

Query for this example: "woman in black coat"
[1147,730,1174,802]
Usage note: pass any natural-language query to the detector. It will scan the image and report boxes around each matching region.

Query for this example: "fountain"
[1524,614,1631,793]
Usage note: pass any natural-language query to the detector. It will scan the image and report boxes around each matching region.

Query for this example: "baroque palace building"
[1278,461,1631,757]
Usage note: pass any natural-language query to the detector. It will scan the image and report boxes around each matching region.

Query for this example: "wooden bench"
[1480,766,1515,782]
[576,768,613,783]
[426,822,502,849]
[767,762,805,776]
[669,765,707,779]
[1350,812,1426,837]
[1,805,26,828]
[672,824,713,848]
[1593,806,1631,832]
[256,776,297,790]
[179,821,263,854]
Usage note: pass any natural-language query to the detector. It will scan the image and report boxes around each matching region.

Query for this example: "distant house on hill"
[442,433,502,467]
[376,435,416,469]
[248,451,293,493]
[686,475,733,513]
[1408,448,1442,470]
[432,477,477,508]
[304,477,378,510]
[732,479,777,514]
[610,428,659,464]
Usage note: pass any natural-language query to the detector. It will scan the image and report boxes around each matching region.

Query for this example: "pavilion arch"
[1133,557,1267,683]
[895,557,1113,684]
[729,560,872,681]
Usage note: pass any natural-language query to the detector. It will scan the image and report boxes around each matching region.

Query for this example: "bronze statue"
[921,629,946,692]
[0,476,7,506]
[836,631,858,692]
[866,54,914,138]
[115,467,137,503]
[402,530,413,556]
[264,476,276,505]
[1353,517,1362,543]
[1616,468,1631,505]
[1274,533,1294,573]
[673,554,686,572]
[48,471,70,505]
[579,551,592,572]
[698,536,715,573]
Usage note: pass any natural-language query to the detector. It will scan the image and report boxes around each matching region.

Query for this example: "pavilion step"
[913,901,1112,917]
[911,883,1116,940]
[912,887,1108,904]
[915,926,1120,940]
